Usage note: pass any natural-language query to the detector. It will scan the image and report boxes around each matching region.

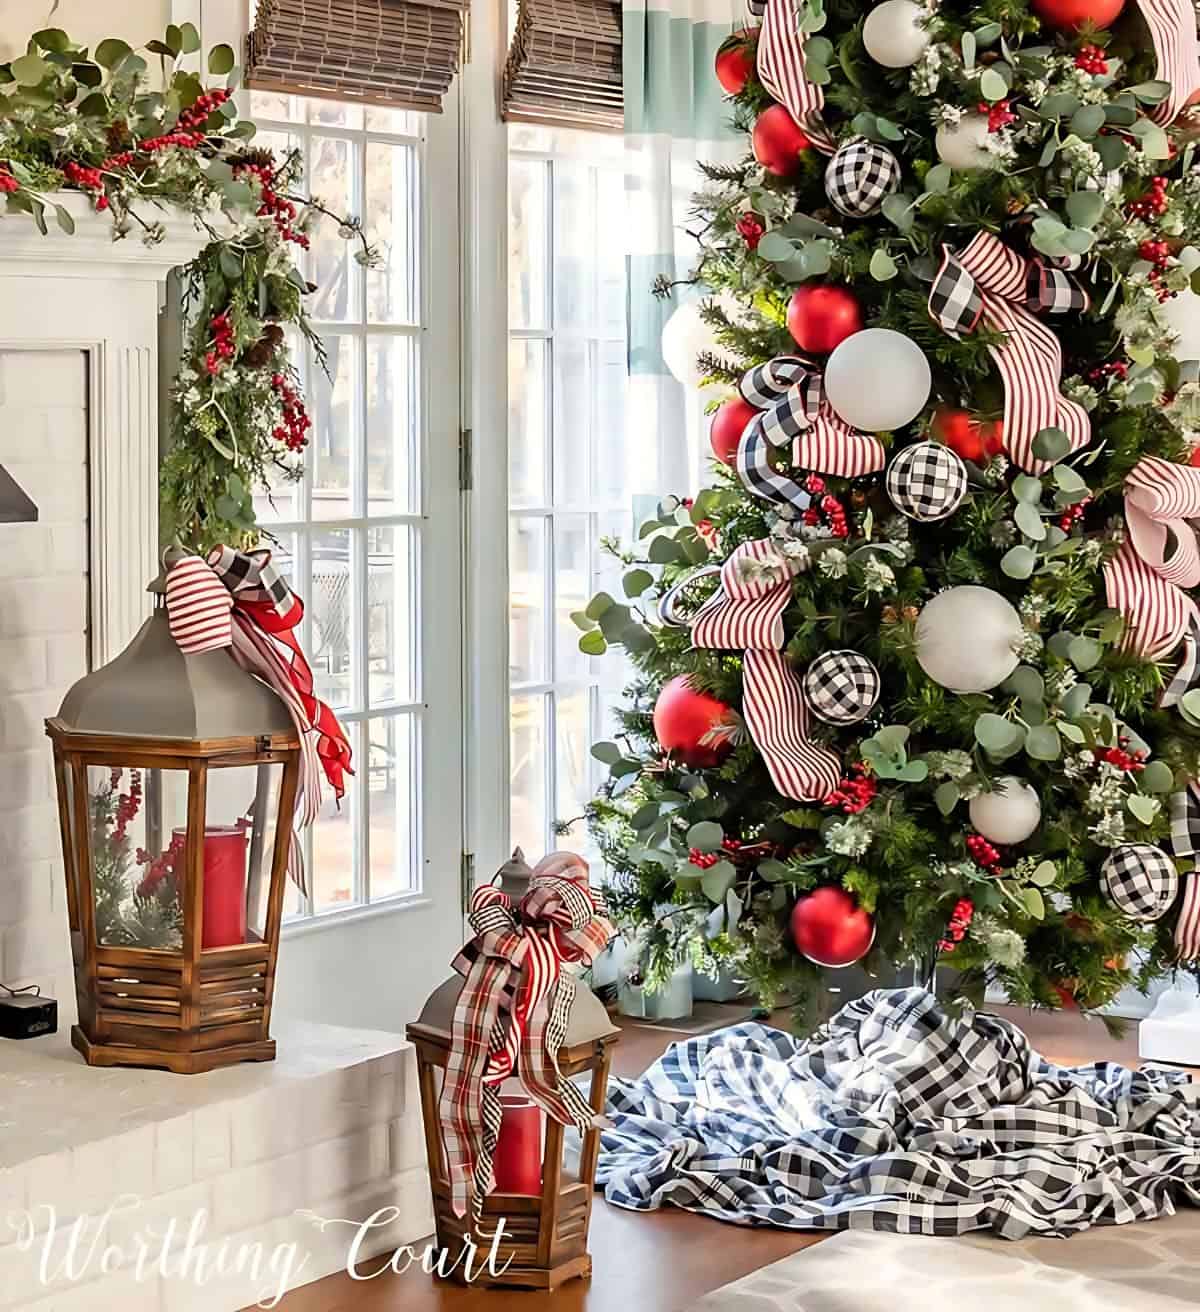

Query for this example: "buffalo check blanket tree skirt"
[596,988,1200,1239]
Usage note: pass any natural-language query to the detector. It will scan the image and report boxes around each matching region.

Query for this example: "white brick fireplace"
[0,199,432,1309]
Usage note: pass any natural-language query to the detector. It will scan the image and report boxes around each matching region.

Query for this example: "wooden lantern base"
[431,1184,595,1290]
[72,1025,277,1075]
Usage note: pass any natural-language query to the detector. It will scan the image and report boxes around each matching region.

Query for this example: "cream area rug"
[688,1210,1200,1311]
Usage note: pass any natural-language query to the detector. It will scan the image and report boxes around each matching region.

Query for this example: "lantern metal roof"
[56,601,293,742]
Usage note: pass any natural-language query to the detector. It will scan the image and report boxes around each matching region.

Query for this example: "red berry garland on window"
[233,159,310,249]
[270,373,312,451]
[938,898,974,953]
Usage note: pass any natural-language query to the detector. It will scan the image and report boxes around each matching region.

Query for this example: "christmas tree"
[583,0,1200,1017]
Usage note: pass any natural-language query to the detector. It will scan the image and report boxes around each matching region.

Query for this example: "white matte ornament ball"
[862,0,931,67]
[1158,288,1200,363]
[935,115,996,170]
[969,777,1042,845]
[915,586,1023,693]
[824,329,931,432]
[661,294,741,389]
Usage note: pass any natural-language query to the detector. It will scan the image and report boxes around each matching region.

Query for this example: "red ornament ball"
[790,887,876,968]
[653,676,738,768]
[1031,0,1125,30]
[786,284,864,355]
[931,405,1005,465]
[715,29,756,96]
[752,105,812,178]
[710,396,758,465]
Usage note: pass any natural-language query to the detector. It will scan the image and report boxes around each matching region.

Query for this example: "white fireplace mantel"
[0,194,210,665]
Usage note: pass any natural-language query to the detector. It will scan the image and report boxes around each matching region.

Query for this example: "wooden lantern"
[407,936,619,1289]
[45,582,301,1075]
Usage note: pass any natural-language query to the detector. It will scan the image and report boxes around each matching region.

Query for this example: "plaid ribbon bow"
[164,546,354,893]
[754,0,836,152]
[736,356,886,517]
[928,231,1091,475]
[691,540,842,802]
[439,852,613,1221]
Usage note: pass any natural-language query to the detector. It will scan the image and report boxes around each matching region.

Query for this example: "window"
[248,93,432,917]
[508,126,645,858]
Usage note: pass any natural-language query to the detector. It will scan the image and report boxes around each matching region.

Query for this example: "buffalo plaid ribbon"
[735,356,886,518]
[164,546,354,895]
[928,232,1091,475]
[439,852,613,1221]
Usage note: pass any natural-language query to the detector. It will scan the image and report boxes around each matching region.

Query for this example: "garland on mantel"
[0,23,375,551]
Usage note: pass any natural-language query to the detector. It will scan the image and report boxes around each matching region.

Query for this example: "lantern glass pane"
[205,761,286,945]
[86,764,188,951]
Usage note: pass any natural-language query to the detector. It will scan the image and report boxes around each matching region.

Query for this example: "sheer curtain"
[623,0,749,497]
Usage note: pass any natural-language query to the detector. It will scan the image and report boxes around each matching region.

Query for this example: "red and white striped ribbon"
[1136,0,1200,125]
[756,0,836,153]
[691,539,841,800]
[1172,783,1200,961]
[164,549,354,896]
[1104,457,1200,662]
[929,232,1091,475]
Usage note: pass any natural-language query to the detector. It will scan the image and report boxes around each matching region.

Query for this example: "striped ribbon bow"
[736,356,886,516]
[1170,783,1200,961]
[691,539,842,801]
[164,547,354,893]
[754,0,836,153]
[439,852,613,1221]
[928,231,1091,475]
[1103,457,1200,664]
[1136,0,1200,125]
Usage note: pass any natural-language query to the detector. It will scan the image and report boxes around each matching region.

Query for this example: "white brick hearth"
[0,1022,433,1310]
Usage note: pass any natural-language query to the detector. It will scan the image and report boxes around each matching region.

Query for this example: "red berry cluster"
[966,831,1003,874]
[1075,44,1109,75]
[137,129,205,153]
[1087,360,1128,385]
[736,212,765,251]
[801,477,849,538]
[1126,176,1169,221]
[176,87,231,131]
[136,830,185,899]
[111,769,143,844]
[204,311,235,376]
[826,766,878,815]
[270,372,312,451]
[688,848,720,869]
[0,169,18,194]
[1058,494,1091,532]
[63,160,109,210]
[1096,740,1147,772]
[233,159,310,248]
[938,898,975,954]
[979,99,1017,133]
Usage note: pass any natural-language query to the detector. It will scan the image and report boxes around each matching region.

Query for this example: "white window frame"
[181,0,468,933]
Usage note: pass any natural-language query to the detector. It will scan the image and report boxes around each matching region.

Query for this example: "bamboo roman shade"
[502,0,623,132]
[246,0,469,113]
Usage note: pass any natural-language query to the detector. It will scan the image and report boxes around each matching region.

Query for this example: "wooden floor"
[270,1004,1189,1312]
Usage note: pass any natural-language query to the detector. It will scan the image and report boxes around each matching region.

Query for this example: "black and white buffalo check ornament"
[886,441,968,522]
[803,649,881,725]
[1101,844,1179,921]
[824,138,901,217]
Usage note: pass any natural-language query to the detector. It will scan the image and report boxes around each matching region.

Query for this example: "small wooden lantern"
[46,582,301,1074]
[407,857,619,1290]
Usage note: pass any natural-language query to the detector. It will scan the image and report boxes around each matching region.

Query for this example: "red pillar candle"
[175,825,249,949]
[492,1094,543,1195]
